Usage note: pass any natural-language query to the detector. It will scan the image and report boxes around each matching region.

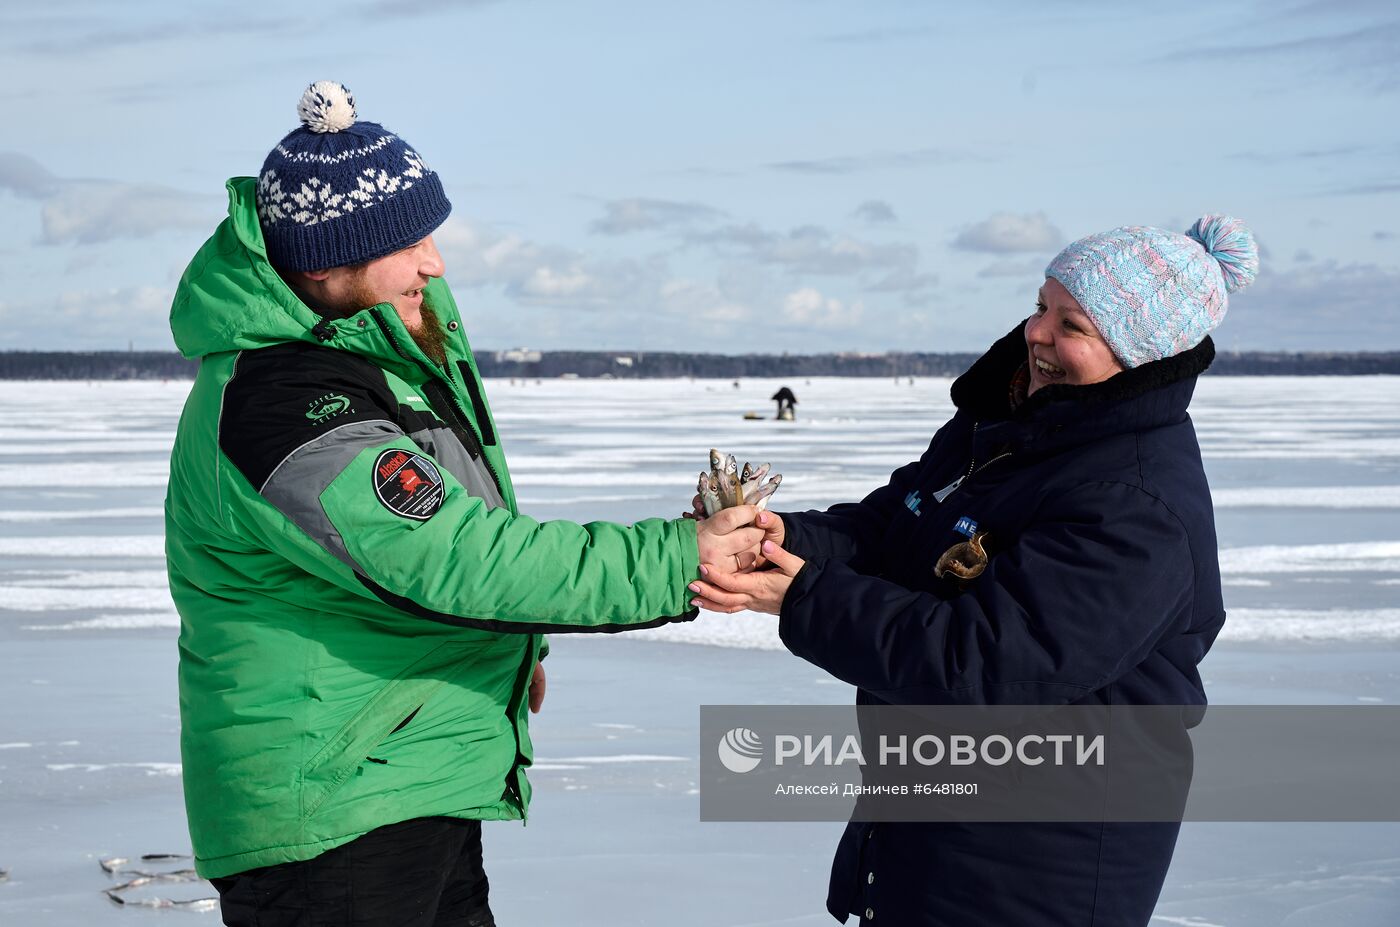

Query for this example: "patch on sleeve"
[373,449,445,520]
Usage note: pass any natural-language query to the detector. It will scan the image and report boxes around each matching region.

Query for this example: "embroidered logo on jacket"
[373,449,445,520]
[904,490,922,516]
[306,393,352,425]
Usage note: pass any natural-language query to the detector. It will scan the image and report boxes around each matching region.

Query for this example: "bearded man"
[165,81,760,927]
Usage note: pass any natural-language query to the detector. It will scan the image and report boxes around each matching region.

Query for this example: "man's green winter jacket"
[166,178,700,879]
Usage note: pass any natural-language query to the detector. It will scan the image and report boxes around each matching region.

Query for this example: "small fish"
[698,449,782,512]
[125,868,200,882]
[0,868,8,882]
[139,853,190,862]
[698,472,721,517]
[749,474,783,510]
[935,531,990,582]
[98,857,128,875]
[716,468,738,508]
[106,876,155,893]
[105,892,219,911]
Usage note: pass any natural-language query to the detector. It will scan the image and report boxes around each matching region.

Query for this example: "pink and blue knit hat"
[256,81,452,272]
[1045,215,1259,368]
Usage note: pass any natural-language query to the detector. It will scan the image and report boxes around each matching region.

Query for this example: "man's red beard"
[343,273,449,367]
[407,301,449,367]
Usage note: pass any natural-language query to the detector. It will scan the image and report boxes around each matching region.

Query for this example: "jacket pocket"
[297,639,489,821]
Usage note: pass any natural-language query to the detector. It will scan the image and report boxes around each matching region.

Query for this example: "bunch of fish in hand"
[697,448,782,516]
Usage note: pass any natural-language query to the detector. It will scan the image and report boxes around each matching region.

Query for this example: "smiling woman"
[1025,278,1124,394]
[690,216,1261,926]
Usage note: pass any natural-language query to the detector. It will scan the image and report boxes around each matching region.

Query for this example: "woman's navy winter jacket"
[778,322,1225,926]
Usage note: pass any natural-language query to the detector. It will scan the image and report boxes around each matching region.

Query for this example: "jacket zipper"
[368,311,534,813]
[368,310,507,503]
[933,422,1012,502]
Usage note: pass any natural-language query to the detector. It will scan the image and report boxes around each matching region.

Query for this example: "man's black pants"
[211,816,495,927]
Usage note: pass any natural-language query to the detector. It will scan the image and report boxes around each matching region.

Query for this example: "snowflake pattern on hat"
[257,149,430,227]
[255,82,451,271]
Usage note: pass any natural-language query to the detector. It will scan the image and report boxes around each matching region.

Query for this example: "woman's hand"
[753,510,784,564]
[689,540,805,615]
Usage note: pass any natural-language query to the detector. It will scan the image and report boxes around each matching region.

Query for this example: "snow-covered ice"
[1,376,1398,925]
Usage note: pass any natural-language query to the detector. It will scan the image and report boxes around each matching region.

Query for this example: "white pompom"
[297,81,357,133]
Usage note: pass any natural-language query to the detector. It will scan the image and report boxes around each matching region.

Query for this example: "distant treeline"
[3,349,1400,380]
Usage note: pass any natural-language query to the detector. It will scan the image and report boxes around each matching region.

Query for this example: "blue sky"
[1,0,1396,353]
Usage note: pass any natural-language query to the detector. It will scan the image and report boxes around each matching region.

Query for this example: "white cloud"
[0,152,60,197]
[782,287,863,328]
[853,200,897,224]
[0,151,216,245]
[977,257,1047,279]
[591,197,722,235]
[689,223,919,278]
[0,284,175,350]
[953,212,1063,254]
[1225,260,1400,349]
[518,266,598,299]
[658,279,751,323]
[766,146,984,175]
[40,182,214,245]
[434,216,670,308]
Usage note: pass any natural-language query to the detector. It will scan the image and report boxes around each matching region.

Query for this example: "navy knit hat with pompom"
[256,81,452,271]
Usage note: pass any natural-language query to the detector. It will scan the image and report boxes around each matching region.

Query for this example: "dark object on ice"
[771,386,798,420]
[0,868,9,882]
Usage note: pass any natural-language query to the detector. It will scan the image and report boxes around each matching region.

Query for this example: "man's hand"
[529,661,546,714]
[689,540,805,615]
[682,492,706,521]
[695,505,765,573]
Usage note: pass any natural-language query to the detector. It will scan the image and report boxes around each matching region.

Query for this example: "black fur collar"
[950,320,1215,419]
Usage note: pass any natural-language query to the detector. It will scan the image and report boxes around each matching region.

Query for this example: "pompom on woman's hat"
[1045,215,1259,368]
[255,81,452,272]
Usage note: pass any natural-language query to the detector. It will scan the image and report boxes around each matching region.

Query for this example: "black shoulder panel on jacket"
[221,343,399,491]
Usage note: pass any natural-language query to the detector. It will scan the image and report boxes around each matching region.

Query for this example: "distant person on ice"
[772,386,798,420]
[691,217,1259,926]
[164,81,765,926]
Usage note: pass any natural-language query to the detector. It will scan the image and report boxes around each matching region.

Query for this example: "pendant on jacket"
[935,527,990,583]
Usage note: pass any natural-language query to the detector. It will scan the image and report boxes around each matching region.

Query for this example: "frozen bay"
[1,376,1398,924]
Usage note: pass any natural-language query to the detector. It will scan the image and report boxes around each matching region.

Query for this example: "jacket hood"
[170,177,465,386]
[170,177,326,359]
